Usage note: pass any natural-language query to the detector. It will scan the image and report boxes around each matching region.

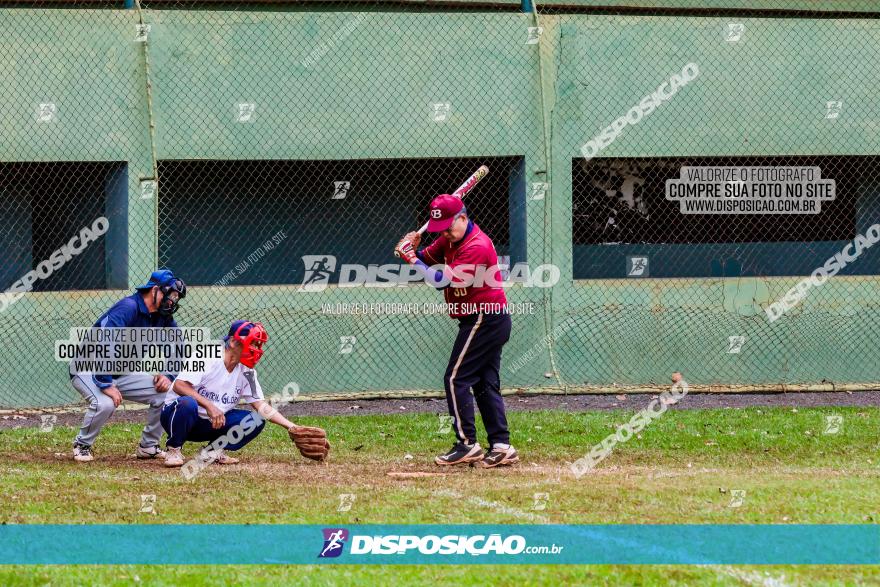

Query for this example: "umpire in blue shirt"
[70,269,187,462]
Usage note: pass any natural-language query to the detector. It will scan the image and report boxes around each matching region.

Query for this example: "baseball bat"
[415,165,489,235]
[394,165,489,257]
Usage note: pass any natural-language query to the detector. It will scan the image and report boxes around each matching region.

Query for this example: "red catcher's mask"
[234,322,268,368]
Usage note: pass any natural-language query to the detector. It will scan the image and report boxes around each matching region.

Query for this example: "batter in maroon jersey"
[395,194,518,468]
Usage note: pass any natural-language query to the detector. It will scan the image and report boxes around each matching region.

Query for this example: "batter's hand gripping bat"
[395,165,490,257]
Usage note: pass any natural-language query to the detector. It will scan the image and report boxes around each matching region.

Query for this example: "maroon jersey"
[421,223,508,318]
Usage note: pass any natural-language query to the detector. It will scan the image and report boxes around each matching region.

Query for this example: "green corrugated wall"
[1,7,879,406]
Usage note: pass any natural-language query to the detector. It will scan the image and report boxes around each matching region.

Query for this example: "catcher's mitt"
[288,425,330,461]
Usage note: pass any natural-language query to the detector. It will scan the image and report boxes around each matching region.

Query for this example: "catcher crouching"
[160,319,329,468]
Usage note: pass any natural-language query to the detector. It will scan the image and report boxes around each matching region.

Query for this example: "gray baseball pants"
[71,373,166,448]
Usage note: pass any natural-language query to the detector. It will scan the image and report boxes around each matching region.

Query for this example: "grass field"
[0,405,878,585]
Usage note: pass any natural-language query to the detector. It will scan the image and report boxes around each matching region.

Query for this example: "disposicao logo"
[319,528,349,558]
[349,534,528,556]
[318,530,562,558]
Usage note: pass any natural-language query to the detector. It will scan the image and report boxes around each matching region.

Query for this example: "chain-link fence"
[2,0,879,408]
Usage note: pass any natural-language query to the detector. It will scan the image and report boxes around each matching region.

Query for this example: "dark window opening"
[572,156,879,279]
[0,161,126,292]
[159,157,524,286]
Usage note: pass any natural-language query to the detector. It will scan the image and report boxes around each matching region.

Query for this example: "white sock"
[492,443,511,451]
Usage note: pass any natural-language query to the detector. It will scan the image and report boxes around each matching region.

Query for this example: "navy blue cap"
[135,269,176,291]
[224,319,252,342]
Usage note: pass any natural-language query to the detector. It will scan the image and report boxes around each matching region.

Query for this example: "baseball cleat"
[213,450,240,465]
[478,445,519,468]
[164,446,184,468]
[136,443,167,460]
[434,442,484,466]
[73,443,94,463]
[198,447,240,465]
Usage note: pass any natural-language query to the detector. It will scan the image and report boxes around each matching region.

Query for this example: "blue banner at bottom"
[0,525,877,565]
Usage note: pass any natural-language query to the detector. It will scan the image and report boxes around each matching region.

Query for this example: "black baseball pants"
[443,312,512,447]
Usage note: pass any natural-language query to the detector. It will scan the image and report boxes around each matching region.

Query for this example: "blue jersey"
[84,293,179,389]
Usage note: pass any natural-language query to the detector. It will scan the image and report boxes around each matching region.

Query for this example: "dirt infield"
[2,391,877,431]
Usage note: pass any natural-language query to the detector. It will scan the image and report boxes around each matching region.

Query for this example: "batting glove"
[404,231,422,250]
[395,238,418,264]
